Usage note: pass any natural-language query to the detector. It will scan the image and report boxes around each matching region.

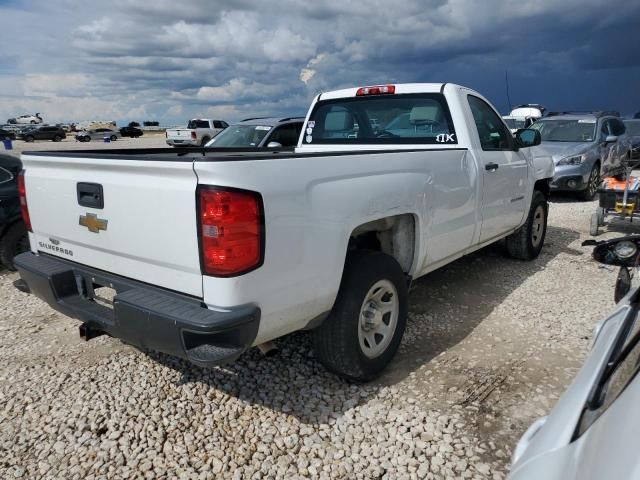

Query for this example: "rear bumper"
[14,252,260,367]
[166,139,198,146]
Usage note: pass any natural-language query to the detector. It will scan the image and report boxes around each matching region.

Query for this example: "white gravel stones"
[0,193,620,479]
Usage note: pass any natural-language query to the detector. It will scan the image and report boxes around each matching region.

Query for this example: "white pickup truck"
[13,83,553,380]
[166,119,228,147]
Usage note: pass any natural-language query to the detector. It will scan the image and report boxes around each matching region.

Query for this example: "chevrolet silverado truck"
[166,119,228,147]
[13,83,553,381]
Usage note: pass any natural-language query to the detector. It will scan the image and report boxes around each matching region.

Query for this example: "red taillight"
[17,170,32,232]
[191,131,197,140]
[198,187,263,276]
[356,85,395,96]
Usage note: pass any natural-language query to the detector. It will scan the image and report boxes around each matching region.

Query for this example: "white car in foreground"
[510,235,640,479]
[13,83,553,380]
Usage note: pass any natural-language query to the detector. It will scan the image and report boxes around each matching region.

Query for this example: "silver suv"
[205,116,304,149]
[531,112,630,200]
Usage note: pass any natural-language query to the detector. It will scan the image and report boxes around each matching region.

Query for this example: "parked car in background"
[509,236,640,480]
[17,126,66,143]
[75,128,121,142]
[205,117,303,149]
[508,104,545,129]
[0,128,16,141]
[623,119,640,160]
[0,154,28,270]
[503,116,535,133]
[119,126,144,138]
[7,113,43,125]
[166,119,228,147]
[530,112,629,199]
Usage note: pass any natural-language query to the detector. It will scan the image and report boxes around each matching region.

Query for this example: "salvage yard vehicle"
[12,83,553,380]
[8,113,43,125]
[530,112,629,200]
[0,154,28,269]
[75,128,120,142]
[166,119,228,147]
[205,117,303,149]
[509,236,640,479]
[17,125,66,143]
[119,125,144,138]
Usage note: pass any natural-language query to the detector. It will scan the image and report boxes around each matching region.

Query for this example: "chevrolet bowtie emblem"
[79,213,108,233]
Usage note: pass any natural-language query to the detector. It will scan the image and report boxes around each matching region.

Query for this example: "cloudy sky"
[1,0,639,126]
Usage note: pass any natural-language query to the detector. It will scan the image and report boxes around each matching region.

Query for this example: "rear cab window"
[303,93,457,145]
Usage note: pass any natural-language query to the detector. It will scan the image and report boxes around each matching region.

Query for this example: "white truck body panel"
[18,83,554,348]
[22,155,203,296]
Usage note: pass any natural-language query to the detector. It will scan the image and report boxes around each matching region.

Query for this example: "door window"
[267,124,300,147]
[467,95,513,151]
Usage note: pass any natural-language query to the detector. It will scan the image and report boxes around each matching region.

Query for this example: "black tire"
[24,135,34,143]
[52,135,62,142]
[313,250,408,381]
[581,163,600,201]
[201,137,210,147]
[0,222,29,271]
[505,190,548,260]
[83,137,90,142]
[30,120,36,124]
[110,135,117,141]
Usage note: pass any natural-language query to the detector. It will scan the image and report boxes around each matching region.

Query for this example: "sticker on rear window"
[308,121,315,128]
[306,135,313,143]
[256,126,272,131]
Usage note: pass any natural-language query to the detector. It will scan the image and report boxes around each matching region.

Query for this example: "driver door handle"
[485,162,499,172]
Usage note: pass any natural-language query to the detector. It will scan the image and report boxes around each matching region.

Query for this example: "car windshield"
[206,125,271,147]
[304,93,457,145]
[531,119,596,142]
[623,120,640,136]
[503,118,526,129]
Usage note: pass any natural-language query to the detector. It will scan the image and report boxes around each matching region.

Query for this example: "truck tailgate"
[21,154,203,297]
[167,129,192,139]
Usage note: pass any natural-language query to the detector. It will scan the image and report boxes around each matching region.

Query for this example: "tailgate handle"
[77,182,104,209]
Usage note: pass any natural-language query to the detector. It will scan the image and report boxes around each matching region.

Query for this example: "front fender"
[530,146,555,181]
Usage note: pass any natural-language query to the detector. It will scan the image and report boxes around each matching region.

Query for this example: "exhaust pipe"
[257,341,278,357]
[79,323,105,341]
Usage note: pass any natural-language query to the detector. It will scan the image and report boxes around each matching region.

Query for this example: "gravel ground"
[0,142,628,479]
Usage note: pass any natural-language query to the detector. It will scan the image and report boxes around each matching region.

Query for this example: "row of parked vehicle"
[0,123,145,143]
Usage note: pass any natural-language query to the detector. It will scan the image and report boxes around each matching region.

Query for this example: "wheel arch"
[347,213,417,275]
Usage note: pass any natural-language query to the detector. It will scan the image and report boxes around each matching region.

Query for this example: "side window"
[611,119,626,137]
[213,121,223,129]
[268,124,299,147]
[576,311,640,437]
[221,121,229,128]
[468,95,512,151]
[600,120,612,140]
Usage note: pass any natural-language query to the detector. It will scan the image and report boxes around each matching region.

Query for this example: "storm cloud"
[0,0,638,125]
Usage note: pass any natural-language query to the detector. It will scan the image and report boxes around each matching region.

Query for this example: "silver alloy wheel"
[531,205,545,248]
[358,279,399,359]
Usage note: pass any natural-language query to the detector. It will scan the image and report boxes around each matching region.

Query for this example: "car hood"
[539,142,591,164]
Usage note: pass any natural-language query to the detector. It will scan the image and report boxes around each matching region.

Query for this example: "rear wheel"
[581,163,600,201]
[313,250,408,381]
[0,222,29,271]
[505,190,548,260]
[52,135,62,142]
[110,135,117,141]
[24,135,34,143]
[201,137,210,147]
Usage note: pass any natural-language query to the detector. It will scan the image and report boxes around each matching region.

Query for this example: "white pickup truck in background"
[166,119,228,147]
[14,83,553,381]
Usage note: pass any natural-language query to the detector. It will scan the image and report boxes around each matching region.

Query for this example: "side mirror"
[605,135,618,143]
[267,142,282,148]
[515,129,541,148]
[0,166,13,184]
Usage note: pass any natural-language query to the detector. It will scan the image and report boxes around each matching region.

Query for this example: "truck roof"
[319,83,449,100]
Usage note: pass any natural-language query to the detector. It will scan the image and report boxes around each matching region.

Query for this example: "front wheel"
[313,250,408,381]
[505,190,548,260]
[581,164,600,201]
